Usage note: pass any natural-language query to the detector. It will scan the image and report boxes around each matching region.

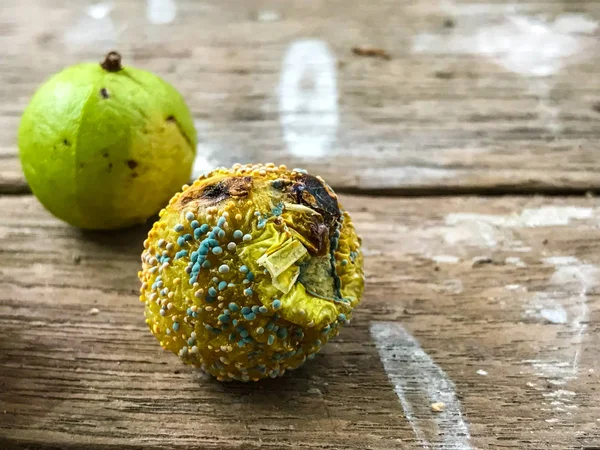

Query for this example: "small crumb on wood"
[471,256,493,267]
[307,387,322,395]
[89,308,100,315]
[476,369,488,376]
[72,254,81,264]
[431,402,445,412]
[351,46,391,60]
[434,71,454,79]
[542,239,549,245]
[443,18,455,28]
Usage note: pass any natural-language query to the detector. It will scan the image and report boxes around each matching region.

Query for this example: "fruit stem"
[101,51,122,72]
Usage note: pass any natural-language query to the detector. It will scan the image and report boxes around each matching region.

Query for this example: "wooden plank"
[2,0,600,194]
[1,194,599,449]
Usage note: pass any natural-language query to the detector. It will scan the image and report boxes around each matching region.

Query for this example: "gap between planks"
[3,183,600,198]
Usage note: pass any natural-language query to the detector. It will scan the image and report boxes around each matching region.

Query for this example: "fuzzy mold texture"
[138,163,364,381]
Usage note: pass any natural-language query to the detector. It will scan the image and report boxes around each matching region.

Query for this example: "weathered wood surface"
[1,194,600,449]
[2,0,600,194]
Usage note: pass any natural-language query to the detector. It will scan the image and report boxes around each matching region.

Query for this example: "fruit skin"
[18,53,197,230]
[138,163,364,381]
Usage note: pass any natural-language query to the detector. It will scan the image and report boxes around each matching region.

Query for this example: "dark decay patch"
[108,163,113,172]
[100,88,109,99]
[166,115,175,122]
[127,160,138,169]
[291,174,340,226]
[228,176,253,197]
[179,176,253,206]
[79,163,84,168]
[102,151,109,158]
[132,172,139,178]
[202,182,228,200]
[63,139,70,146]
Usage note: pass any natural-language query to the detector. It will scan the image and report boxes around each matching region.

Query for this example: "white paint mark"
[553,14,599,35]
[191,120,218,180]
[539,305,568,324]
[256,10,281,22]
[431,255,460,264]
[443,279,463,294]
[519,207,593,227]
[446,207,593,229]
[146,0,177,24]
[505,256,526,267]
[412,10,597,77]
[361,247,384,257]
[192,153,215,180]
[476,370,488,376]
[279,40,339,159]
[64,3,116,49]
[505,284,522,290]
[87,3,113,19]
[542,256,579,266]
[361,166,458,186]
[413,4,597,137]
[441,206,594,249]
[543,389,576,398]
[475,15,596,77]
[371,322,472,449]
[523,257,599,417]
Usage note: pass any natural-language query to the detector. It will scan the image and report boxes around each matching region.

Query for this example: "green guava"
[18,52,197,230]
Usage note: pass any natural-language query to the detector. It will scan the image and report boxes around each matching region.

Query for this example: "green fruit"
[18,52,197,230]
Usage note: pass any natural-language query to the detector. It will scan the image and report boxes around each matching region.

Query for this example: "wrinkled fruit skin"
[18,61,197,229]
[138,164,364,381]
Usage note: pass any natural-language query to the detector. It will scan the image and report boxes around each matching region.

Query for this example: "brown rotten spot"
[177,176,253,207]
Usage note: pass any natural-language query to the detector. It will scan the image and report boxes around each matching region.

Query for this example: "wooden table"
[1,1,599,449]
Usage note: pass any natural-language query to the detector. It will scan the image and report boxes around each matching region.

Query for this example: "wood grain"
[1,194,599,449]
[1,0,600,194]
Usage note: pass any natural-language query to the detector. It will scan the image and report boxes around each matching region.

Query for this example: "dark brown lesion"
[290,173,340,227]
[228,176,253,197]
[178,176,253,206]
